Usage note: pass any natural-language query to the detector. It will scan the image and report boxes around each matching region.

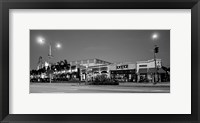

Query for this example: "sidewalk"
[119,82,170,87]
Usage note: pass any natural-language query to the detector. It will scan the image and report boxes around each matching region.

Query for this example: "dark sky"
[30,30,170,70]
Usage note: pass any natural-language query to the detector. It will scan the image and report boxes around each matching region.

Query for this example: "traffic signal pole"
[154,46,157,84]
[154,45,159,84]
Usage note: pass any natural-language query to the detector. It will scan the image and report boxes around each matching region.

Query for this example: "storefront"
[137,68,148,82]
[148,68,168,82]
[80,65,109,81]
[32,58,169,83]
[109,63,136,82]
[110,69,137,82]
[137,67,168,82]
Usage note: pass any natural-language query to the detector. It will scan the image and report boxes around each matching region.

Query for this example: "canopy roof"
[138,68,148,74]
[148,68,166,73]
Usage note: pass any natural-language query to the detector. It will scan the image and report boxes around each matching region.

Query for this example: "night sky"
[30,30,170,70]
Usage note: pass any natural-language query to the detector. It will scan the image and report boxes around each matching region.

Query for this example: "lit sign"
[139,65,147,67]
[116,65,128,69]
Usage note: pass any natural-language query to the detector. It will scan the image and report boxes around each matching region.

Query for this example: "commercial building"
[137,59,167,82]
[109,62,137,82]
[69,59,137,82]
[33,57,169,83]
[69,58,112,81]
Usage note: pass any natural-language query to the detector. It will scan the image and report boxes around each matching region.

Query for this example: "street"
[30,82,170,93]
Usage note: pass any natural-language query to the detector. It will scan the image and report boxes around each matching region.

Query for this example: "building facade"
[67,59,138,82]
[137,59,166,82]
[69,58,112,81]
[32,58,169,83]
[109,62,136,82]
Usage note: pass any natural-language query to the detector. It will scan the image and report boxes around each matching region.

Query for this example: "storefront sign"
[116,65,128,69]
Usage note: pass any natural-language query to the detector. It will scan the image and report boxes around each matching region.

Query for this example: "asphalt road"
[30,83,170,93]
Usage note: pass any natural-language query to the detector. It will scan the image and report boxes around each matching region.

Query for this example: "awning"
[138,68,148,74]
[92,68,99,72]
[148,68,166,73]
[110,69,136,74]
[100,67,108,71]
[101,71,107,73]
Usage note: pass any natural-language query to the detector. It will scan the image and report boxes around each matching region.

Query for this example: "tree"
[161,66,168,72]
[60,60,65,70]
[55,62,61,71]
[167,67,170,72]
[63,59,70,70]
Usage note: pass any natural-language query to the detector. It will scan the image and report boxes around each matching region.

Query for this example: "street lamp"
[37,37,45,45]
[56,43,62,49]
[37,36,62,83]
[152,33,158,40]
[152,33,159,84]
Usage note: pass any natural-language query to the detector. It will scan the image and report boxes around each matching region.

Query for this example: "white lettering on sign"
[116,65,128,69]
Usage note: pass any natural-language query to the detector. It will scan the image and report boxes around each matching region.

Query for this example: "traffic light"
[154,46,159,53]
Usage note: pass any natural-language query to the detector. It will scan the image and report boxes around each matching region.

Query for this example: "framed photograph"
[0,0,199,122]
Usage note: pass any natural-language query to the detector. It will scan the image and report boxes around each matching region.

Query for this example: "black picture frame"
[0,0,199,123]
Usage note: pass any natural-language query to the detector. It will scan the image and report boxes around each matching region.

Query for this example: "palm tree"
[55,62,61,72]
[51,64,56,72]
[162,66,168,72]
[64,59,70,70]
[60,60,65,70]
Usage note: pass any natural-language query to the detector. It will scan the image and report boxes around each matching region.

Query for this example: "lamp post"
[152,34,159,84]
[48,43,53,83]
[37,37,61,83]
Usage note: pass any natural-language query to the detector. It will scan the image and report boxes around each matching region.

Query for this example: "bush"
[88,81,119,85]
[89,74,119,85]
[94,74,108,82]
[68,78,80,82]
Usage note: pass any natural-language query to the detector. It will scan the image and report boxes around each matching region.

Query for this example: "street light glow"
[36,35,62,84]
[37,37,45,45]
[152,34,158,40]
[56,43,61,49]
